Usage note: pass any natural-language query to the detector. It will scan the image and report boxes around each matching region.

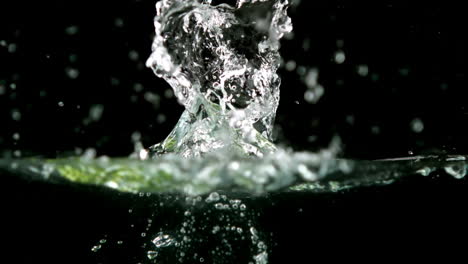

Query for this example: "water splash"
[146,0,292,158]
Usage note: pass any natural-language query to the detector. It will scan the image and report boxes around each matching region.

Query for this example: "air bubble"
[152,233,176,248]
[147,250,158,260]
[444,165,467,179]
[205,192,220,203]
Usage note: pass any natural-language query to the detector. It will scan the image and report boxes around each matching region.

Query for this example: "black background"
[1,0,467,159]
[2,1,468,264]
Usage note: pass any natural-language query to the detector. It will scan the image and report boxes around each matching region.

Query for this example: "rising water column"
[146,0,292,158]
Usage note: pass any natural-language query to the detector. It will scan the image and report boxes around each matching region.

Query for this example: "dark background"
[2,1,468,263]
[1,0,467,159]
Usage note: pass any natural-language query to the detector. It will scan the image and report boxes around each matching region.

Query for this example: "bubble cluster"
[143,194,268,263]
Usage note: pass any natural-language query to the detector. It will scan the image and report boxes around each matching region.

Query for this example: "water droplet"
[139,149,149,160]
[12,133,20,141]
[399,68,410,76]
[134,83,144,92]
[304,86,324,104]
[212,226,220,234]
[13,150,21,158]
[357,65,369,76]
[8,43,17,53]
[336,39,344,48]
[144,92,161,107]
[11,109,21,121]
[65,26,79,35]
[91,245,101,252]
[410,118,424,133]
[285,60,296,71]
[81,148,96,160]
[68,54,78,63]
[129,50,139,61]
[304,68,318,88]
[371,126,380,134]
[110,77,120,86]
[114,18,124,28]
[157,114,166,124]
[65,67,79,79]
[89,105,104,122]
[299,37,310,50]
[334,50,346,64]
